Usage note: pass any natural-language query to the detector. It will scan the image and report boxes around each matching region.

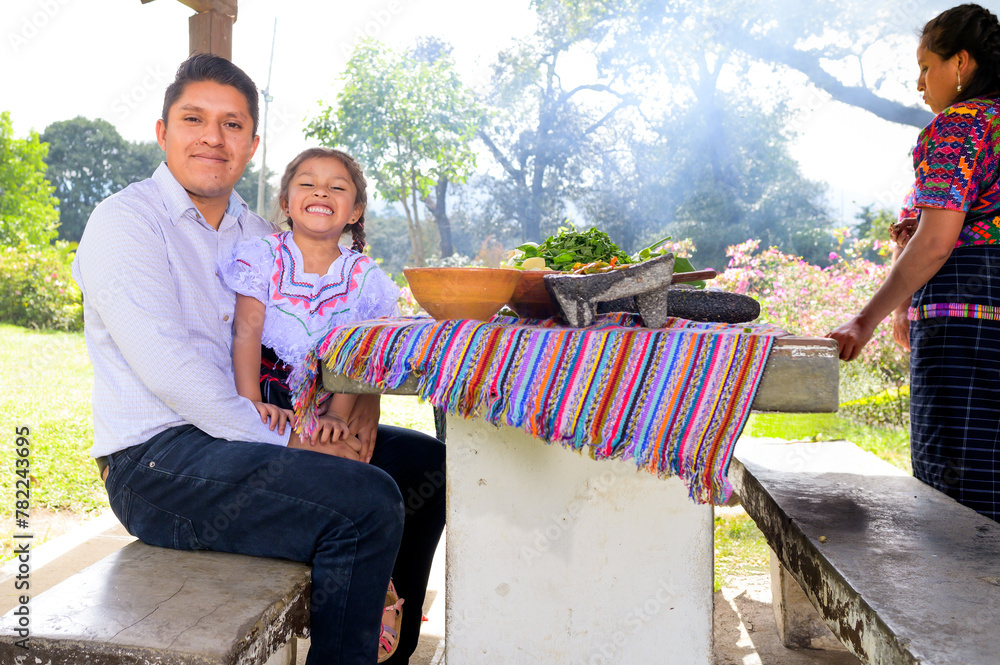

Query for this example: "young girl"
[221,147,405,660]
[223,147,400,447]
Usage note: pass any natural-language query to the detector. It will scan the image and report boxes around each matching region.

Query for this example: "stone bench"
[730,438,1000,665]
[0,540,310,664]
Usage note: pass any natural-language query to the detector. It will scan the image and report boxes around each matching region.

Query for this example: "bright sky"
[3,0,922,225]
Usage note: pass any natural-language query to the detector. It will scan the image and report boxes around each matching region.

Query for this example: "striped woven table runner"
[291,313,786,505]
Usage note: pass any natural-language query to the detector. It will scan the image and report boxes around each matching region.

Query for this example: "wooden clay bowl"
[403,267,521,321]
[506,269,560,319]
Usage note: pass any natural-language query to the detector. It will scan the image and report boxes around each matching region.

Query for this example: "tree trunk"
[424,176,454,258]
[409,170,427,265]
[398,171,425,267]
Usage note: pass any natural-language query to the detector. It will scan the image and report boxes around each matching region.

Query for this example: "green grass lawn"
[1,325,107,561]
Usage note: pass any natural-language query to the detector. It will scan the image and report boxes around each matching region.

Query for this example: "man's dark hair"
[161,54,260,135]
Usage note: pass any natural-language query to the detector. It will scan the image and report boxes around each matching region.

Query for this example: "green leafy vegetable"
[508,226,632,271]
[507,226,705,287]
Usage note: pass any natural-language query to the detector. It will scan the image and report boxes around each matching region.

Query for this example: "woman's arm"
[828,208,965,361]
[889,244,913,352]
[233,294,265,401]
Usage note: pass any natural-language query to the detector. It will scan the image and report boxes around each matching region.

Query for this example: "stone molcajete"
[544,253,761,327]
[544,253,677,328]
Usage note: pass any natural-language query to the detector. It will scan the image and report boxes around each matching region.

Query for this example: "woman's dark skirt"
[910,315,1000,521]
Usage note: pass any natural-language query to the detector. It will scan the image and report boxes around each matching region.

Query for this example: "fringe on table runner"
[290,312,785,505]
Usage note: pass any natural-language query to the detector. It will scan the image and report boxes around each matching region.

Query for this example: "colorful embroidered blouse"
[900,98,1000,247]
[222,231,400,367]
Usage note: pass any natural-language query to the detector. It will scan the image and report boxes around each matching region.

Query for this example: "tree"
[307,39,481,265]
[704,0,950,128]
[476,0,833,268]
[477,0,637,242]
[0,111,59,247]
[41,117,129,242]
[411,37,465,258]
[234,160,277,221]
[41,117,168,242]
[595,0,948,129]
[122,140,167,184]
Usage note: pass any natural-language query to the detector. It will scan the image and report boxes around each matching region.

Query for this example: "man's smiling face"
[156,79,259,209]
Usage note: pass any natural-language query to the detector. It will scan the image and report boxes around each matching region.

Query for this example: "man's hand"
[348,394,381,463]
[253,401,293,435]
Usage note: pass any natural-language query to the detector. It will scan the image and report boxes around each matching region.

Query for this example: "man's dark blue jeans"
[103,423,446,665]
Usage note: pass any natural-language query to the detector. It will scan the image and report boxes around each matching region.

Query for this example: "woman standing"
[829,4,1000,521]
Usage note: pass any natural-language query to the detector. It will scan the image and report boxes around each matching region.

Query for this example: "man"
[72,54,444,664]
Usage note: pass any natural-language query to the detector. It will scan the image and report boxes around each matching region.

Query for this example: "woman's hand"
[890,216,918,248]
[253,401,293,435]
[826,315,879,362]
[892,309,911,352]
[831,208,962,361]
[348,394,381,464]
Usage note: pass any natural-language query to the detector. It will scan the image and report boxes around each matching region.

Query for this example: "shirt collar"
[152,162,250,228]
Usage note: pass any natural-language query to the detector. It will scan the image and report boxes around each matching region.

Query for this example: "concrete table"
[325,336,839,664]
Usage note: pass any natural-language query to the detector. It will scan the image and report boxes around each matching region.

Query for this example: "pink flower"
[828,252,839,262]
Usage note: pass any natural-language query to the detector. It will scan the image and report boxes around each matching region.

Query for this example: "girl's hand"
[313,414,352,445]
[892,310,911,352]
[254,402,293,435]
[826,315,878,362]
[289,430,363,461]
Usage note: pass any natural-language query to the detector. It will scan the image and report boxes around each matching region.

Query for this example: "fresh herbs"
[507,226,705,286]
[512,227,632,270]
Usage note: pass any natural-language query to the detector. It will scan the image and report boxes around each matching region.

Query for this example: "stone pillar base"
[770,549,846,651]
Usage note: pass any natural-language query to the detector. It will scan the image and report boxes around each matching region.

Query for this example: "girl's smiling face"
[282,156,363,243]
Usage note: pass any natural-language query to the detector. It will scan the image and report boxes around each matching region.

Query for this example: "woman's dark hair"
[162,54,260,135]
[921,3,1000,102]
[276,148,369,253]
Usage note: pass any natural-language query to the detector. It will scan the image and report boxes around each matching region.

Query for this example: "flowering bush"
[715,236,909,427]
[397,284,424,317]
[0,242,83,331]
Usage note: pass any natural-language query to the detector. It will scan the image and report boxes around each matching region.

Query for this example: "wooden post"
[189,10,233,59]
[140,0,237,60]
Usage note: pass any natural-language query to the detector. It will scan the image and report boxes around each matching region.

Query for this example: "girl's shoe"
[378,580,404,663]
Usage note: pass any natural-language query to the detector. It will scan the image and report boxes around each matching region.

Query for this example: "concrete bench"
[730,438,1000,665]
[0,540,310,665]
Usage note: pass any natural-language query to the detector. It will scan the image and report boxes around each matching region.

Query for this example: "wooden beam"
[189,10,233,60]
[140,0,237,20]
[177,0,237,19]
